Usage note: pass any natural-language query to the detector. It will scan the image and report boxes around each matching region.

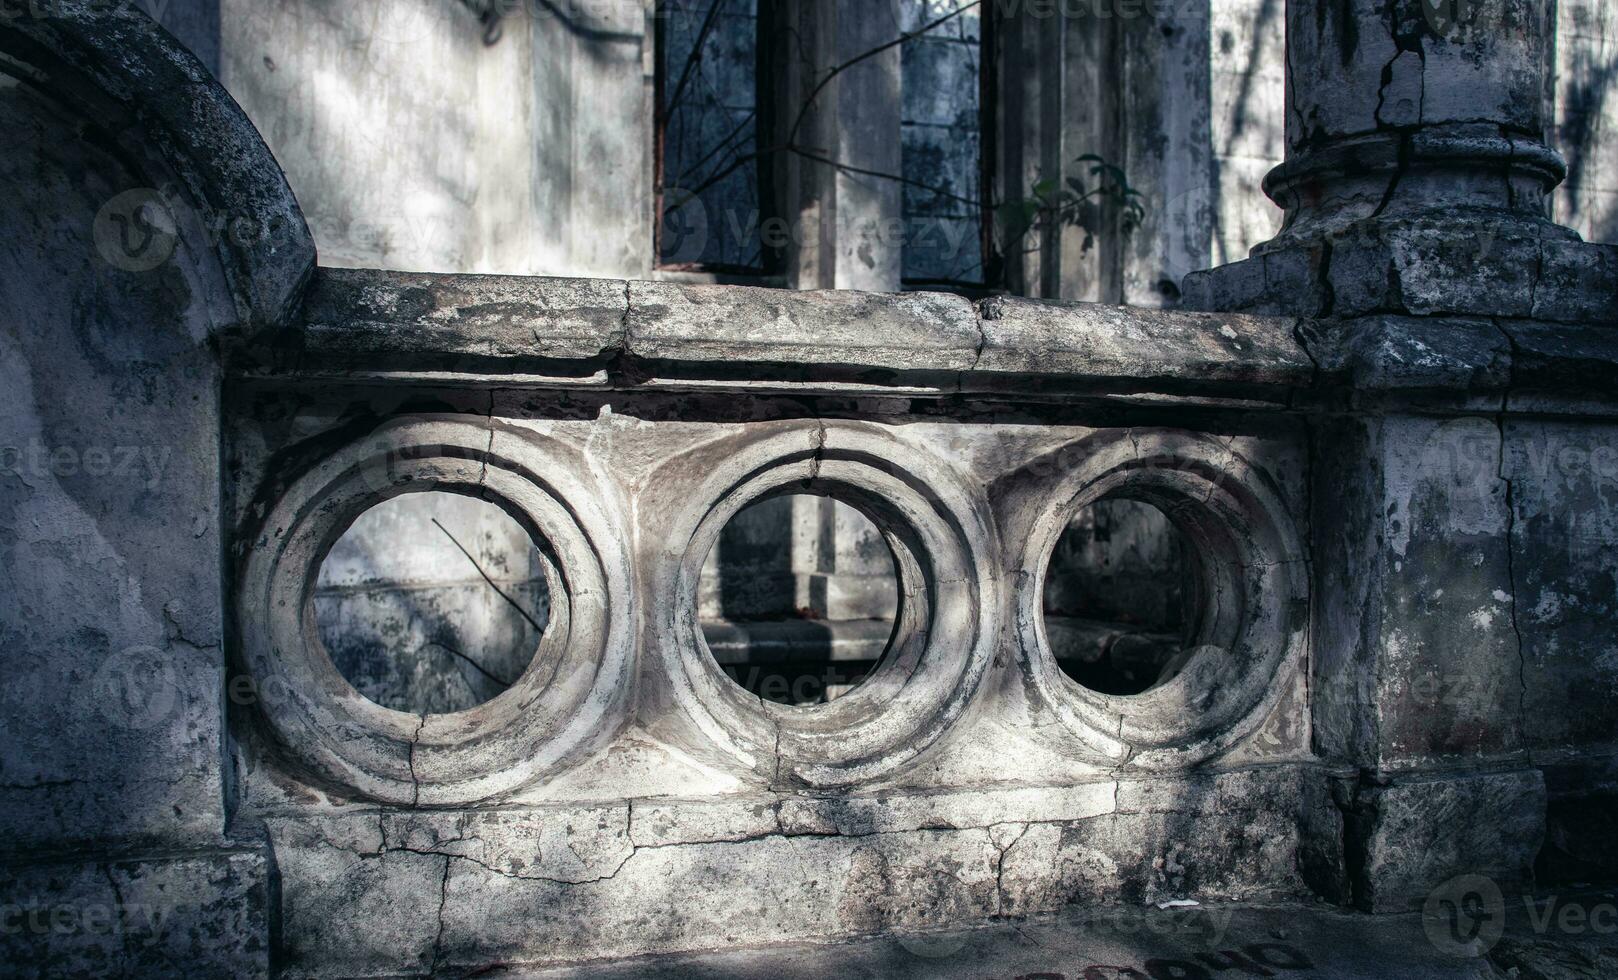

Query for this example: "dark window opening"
[315,491,550,715]
[699,493,899,706]
[900,0,990,290]
[1043,499,1201,696]
[656,0,768,274]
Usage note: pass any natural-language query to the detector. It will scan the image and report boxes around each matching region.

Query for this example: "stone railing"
[217,269,1329,972]
[6,2,1618,977]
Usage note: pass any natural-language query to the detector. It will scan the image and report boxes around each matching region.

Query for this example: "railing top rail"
[228,268,1618,415]
[233,268,1313,406]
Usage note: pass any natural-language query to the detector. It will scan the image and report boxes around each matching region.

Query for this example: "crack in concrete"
[475,388,495,487]
[806,418,828,487]
[1292,320,1322,390]
[969,299,992,374]
[602,280,643,388]
[1372,3,1426,205]
[1501,126,1519,211]
[406,713,427,808]
[0,778,81,791]
[384,844,636,886]
[161,603,219,651]
[335,807,1137,884]
[1529,237,1545,317]
[100,862,127,932]
[620,281,632,344]
[770,720,785,789]
[1315,239,1337,319]
[429,853,450,974]
[1491,320,1530,745]
[991,822,1031,917]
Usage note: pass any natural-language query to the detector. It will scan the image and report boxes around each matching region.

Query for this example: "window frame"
[653,0,777,279]
[897,2,997,295]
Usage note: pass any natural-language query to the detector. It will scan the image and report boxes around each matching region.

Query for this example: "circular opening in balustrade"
[1042,498,1202,696]
[1016,430,1308,769]
[314,489,552,714]
[697,492,900,706]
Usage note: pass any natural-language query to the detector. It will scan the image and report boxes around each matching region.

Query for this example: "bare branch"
[660,0,730,126]
[787,144,978,209]
[431,518,546,635]
[785,1,982,149]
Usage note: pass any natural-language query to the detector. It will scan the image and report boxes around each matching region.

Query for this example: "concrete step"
[700,616,895,664]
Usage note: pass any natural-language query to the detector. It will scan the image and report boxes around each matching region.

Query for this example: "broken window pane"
[900,0,984,285]
[658,0,763,271]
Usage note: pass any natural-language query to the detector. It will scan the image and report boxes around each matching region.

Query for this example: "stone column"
[1184,0,1590,319]
[762,0,904,292]
[1186,0,1618,912]
[1267,0,1564,247]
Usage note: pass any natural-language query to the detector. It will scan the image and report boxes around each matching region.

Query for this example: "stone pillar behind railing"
[1186,0,1618,909]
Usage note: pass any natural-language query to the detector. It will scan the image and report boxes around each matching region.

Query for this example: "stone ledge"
[1184,220,1618,327]
[253,268,1618,408]
[1298,316,1512,392]
[298,269,628,362]
[1297,316,1618,408]
[626,281,983,372]
[252,268,1314,402]
[977,295,1313,389]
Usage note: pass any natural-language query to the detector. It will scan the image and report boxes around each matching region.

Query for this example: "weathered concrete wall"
[216,0,651,277]
[6,2,1618,975]
[1504,418,1618,879]
[1183,0,1618,914]
[221,277,1327,968]
[0,3,313,972]
[175,269,1336,972]
[1557,0,1618,244]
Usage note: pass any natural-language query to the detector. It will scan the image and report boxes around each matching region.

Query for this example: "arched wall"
[0,3,312,973]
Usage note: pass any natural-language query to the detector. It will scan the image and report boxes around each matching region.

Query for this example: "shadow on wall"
[314,490,550,715]
[1561,48,1618,244]
[702,493,898,706]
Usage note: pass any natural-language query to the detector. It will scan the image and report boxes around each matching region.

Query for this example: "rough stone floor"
[502,887,1618,979]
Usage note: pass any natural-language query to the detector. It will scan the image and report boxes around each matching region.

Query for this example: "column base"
[1344,767,1545,913]
[1182,215,1615,325]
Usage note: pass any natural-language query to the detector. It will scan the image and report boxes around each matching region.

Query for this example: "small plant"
[995,153,1147,259]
